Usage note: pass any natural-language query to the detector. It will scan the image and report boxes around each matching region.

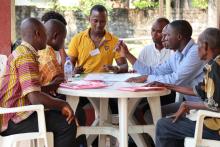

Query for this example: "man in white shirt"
[131,18,172,69]
[138,42,172,66]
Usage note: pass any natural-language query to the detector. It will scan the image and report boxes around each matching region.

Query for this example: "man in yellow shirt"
[68,4,128,74]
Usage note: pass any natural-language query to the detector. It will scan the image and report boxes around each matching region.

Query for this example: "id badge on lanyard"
[89,37,106,56]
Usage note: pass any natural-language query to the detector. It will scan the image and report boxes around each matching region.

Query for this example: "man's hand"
[126,75,147,83]
[170,102,190,123]
[51,75,64,86]
[103,65,120,73]
[42,74,64,93]
[28,92,76,125]
[145,81,166,87]
[61,103,75,124]
[74,66,85,74]
[115,41,130,57]
[128,69,137,73]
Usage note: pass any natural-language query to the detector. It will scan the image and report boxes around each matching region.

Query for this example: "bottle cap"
[66,56,70,61]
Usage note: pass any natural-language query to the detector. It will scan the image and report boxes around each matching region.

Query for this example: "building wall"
[15,7,208,43]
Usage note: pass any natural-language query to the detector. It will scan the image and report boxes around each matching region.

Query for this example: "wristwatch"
[115,65,120,73]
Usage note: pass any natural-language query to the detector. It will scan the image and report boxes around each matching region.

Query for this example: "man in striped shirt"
[0,18,78,147]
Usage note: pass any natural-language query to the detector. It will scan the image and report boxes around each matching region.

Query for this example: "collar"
[21,41,38,57]
[176,39,195,60]
[153,43,167,53]
[214,54,220,62]
[85,28,112,41]
[203,55,220,73]
[179,39,195,56]
[47,45,56,58]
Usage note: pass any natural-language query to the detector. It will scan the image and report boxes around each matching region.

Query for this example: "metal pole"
[166,0,171,19]
[159,0,164,16]
[208,0,220,28]
[176,0,180,19]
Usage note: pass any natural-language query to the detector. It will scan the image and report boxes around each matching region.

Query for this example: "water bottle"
[64,57,73,82]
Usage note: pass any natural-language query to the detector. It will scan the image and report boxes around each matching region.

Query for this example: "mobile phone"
[114,40,123,51]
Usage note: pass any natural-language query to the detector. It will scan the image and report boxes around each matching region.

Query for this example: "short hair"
[156,17,170,25]
[41,11,67,26]
[169,20,192,38]
[90,5,107,15]
[201,28,220,50]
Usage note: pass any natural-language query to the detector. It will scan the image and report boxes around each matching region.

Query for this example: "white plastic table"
[57,79,170,147]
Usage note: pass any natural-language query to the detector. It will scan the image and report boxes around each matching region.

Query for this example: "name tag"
[90,48,100,56]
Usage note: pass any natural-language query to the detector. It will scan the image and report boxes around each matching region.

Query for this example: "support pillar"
[208,0,220,28]
[0,0,15,56]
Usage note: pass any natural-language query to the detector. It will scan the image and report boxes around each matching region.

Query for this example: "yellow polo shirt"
[68,29,121,73]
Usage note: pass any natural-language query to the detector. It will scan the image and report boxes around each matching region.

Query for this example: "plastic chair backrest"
[0,54,7,76]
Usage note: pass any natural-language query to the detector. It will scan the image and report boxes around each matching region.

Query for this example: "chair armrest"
[194,110,220,146]
[0,105,44,114]
[0,105,47,134]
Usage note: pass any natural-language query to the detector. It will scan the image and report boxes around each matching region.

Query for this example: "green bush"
[191,0,208,9]
[46,0,112,16]
[79,0,112,16]
[133,0,159,9]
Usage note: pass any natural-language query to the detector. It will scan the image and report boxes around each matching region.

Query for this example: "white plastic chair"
[0,54,7,76]
[0,105,53,147]
[184,110,220,147]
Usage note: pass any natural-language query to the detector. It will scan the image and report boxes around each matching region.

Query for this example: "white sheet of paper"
[84,73,141,82]
[90,48,100,56]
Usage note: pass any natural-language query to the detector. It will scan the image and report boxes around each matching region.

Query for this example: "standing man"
[68,4,128,74]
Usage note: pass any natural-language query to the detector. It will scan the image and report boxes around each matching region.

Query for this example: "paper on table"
[118,86,166,92]
[60,80,107,90]
[84,73,141,82]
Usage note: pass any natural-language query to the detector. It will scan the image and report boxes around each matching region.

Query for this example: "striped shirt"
[0,41,41,132]
[38,46,63,86]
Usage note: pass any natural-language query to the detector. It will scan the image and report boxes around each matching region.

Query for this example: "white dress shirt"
[138,43,173,66]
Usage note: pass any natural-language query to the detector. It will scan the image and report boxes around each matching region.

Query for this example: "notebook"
[60,80,107,90]
[118,86,166,92]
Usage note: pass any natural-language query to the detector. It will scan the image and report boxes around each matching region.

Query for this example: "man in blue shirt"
[117,20,205,114]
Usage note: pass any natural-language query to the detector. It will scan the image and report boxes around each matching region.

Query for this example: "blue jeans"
[156,117,220,147]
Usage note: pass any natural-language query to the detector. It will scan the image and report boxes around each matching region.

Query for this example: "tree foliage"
[79,0,112,16]
[46,0,112,16]
[191,0,208,9]
[133,0,159,9]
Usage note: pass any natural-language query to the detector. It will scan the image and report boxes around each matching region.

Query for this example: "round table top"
[57,81,170,99]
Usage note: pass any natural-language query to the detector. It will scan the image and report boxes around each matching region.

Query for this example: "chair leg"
[47,132,54,147]
[12,140,33,147]
[35,133,53,147]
